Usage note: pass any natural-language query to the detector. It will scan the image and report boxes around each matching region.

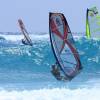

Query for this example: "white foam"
[0,34,49,42]
[0,88,99,100]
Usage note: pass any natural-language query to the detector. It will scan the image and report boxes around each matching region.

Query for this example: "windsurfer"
[21,38,32,46]
[51,63,68,81]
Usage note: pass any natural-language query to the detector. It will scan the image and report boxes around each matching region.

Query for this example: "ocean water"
[0,32,100,100]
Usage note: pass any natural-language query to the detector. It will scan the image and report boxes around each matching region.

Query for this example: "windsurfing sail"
[49,12,82,79]
[86,7,100,38]
[18,19,33,46]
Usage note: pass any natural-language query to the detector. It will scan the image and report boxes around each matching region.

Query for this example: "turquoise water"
[0,33,100,100]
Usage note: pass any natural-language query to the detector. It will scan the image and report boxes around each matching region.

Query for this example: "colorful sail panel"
[49,13,82,79]
[18,19,33,46]
[86,7,100,38]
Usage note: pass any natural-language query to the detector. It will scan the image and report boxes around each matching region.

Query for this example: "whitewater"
[0,32,100,100]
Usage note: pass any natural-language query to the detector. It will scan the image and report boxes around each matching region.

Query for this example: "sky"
[0,0,100,33]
